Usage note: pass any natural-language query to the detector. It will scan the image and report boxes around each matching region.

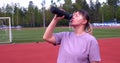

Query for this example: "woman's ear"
[82,20,87,25]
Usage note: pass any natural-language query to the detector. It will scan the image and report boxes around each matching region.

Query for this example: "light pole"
[101,7,104,23]
[101,2,105,23]
[113,4,118,23]
[11,3,14,26]
[17,3,20,26]
[41,0,46,28]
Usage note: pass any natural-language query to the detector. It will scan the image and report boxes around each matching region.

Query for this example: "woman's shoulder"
[55,31,73,35]
[58,31,73,34]
[85,33,99,44]
[85,33,97,40]
[63,32,74,36]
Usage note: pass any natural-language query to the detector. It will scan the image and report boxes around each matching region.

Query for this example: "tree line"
[0,0,120,27]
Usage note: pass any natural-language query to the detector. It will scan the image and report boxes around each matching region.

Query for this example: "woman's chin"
[71,24,76,27]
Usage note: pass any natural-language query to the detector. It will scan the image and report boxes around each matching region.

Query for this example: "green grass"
[12,28,46,43]
[0,29,9,42]
[93,28,120,38]
[8,27,120,43]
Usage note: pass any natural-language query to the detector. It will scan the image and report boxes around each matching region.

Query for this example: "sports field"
[11,27,120,43]
[0,27,120,63]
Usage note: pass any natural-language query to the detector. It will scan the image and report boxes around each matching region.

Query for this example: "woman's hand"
[52,14,64,22]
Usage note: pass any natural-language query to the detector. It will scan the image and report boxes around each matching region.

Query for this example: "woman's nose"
[72,15,75,19]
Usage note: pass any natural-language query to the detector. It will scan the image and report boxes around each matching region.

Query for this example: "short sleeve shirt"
[54,32,101,63]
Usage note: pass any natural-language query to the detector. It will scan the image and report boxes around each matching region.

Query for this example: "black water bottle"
[50,6,73,20]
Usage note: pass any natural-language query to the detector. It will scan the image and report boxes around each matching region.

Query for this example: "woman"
[43,9,101,63]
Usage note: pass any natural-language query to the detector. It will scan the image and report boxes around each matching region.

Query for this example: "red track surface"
[0,38,120,63]
[98,38,120,63]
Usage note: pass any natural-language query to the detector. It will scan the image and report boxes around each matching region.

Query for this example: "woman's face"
[70,11,87,26]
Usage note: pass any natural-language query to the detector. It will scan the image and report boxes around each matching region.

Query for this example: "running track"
[0,38,120,63]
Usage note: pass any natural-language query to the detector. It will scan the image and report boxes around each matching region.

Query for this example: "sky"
[0,0,106,9]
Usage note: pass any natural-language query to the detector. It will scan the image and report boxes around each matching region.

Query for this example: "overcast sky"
[0,0,106,9]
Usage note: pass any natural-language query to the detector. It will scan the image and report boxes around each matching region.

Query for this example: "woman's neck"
[73,25,85,36]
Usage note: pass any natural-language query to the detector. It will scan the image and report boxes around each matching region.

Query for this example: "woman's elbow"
[43,35,55,44]
[43,35,51,42]
[43,35,48,41]
[91,61,99,63]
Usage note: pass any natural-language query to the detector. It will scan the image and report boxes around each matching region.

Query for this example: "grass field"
[3,27,120,43]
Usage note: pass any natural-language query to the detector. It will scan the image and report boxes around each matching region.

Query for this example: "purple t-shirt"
[54,32,101,63]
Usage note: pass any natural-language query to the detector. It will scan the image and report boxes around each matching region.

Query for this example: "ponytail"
[85,23,93,34]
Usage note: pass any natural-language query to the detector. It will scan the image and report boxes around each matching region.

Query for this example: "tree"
[107,0,119,6]
[75,0,82,9]
[34,6,42,27]
[88,0,102,23]
[107,0,119,20]
[89,0,96,23]
[94,0,101,22]
[0,8,3,16]
[41,0,46,28]
[19,7,27,26]
[63,0,72,13]
[14,3,21,26]
[51,0,57,7]
[0,7,6,17]
[102,3,113,21]
[116,6,120,22]
[81,0,90,11]
[61,0,72,26]
[5,4,13,17]
[27,1,35,27]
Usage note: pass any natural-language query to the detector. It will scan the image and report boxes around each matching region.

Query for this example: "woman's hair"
[78,10,92,34]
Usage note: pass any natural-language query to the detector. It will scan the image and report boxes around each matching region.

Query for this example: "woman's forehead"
[73,11,82,15]
[73,11,79,13]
